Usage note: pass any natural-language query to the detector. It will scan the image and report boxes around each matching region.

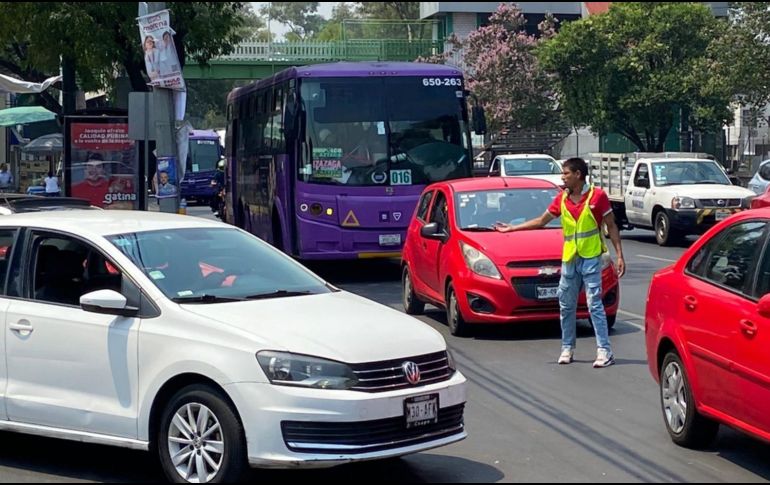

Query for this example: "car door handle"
[740,319,758,338]
[684,296,698,312]
[9,322,33,334]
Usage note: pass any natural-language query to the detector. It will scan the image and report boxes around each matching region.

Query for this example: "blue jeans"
[558,256,611,352]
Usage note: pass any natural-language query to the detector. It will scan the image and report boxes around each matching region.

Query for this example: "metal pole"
[147,1,180,213]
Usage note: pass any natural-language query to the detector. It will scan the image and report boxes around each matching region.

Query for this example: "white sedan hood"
[180,291,447,364]
[509,174,563,187]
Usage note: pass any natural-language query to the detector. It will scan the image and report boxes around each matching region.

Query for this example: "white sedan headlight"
[257,351,359,390]
[460,241,501,279]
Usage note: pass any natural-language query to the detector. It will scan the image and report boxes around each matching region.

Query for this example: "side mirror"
[420,222,449,242]
[472,106,487,135]
[637,178,650,189]
[81,290,139,318]
[759,294,770,319]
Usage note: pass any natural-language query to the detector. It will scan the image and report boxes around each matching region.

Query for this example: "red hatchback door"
[649,215,770,447]
[677,221,768,418]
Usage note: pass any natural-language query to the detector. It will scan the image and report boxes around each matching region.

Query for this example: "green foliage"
[538,2,733,152]
[260,2,323,40]
[315,3,359,41]
[0,2,253,113]
[717,3,770,125]
[354,3,420,21]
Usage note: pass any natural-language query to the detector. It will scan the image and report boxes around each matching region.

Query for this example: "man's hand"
[616,256,626,278]
[493,222,515,233]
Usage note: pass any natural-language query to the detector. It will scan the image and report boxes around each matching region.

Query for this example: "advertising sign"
[66,118,138,210]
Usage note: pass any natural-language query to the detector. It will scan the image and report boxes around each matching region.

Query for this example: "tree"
[315,3,359,41]
[716,3,770,127]
[259,2,323,41]
[353,3,425,41]
[538,2,733,152]
[354,3,419,21]
[0,3,254,114]
[422,4,563,132]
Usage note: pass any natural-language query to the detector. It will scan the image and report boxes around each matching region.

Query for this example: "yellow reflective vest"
[561,186,606,263]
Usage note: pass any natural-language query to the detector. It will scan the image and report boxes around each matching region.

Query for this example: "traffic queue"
[401,153,770,457]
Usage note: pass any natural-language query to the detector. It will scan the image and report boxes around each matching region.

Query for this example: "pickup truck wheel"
[655,211,679,246]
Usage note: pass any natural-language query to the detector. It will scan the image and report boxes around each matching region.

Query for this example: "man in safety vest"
[494,157,625,368]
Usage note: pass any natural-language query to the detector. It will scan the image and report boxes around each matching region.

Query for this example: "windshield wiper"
[461,226,496,232]
[172,294,246,304]
[245,290,316,300]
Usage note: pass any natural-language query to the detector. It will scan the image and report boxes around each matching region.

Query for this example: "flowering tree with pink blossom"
[420,3,564,132]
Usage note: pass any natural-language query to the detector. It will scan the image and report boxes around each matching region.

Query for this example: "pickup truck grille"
[698,198,741,208]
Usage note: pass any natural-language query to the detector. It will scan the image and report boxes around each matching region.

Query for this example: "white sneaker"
[593,348,615,368]
[558,348,574,365]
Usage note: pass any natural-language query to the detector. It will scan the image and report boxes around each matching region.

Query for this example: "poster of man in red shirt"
[68,122,138,210]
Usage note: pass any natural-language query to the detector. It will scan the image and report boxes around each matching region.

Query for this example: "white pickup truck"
[590,152,756,246]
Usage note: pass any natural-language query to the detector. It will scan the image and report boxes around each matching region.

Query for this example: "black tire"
[446,284,471,337]
[655,211,679,246]
[402,267,425,315]
[659,352,719,449]
[158,384,247,483]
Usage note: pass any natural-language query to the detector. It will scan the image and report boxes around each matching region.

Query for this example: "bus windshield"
[187,139,221,174]
[299,77,472,186]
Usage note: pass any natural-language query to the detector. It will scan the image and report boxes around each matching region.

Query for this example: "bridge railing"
[216,40,445,63]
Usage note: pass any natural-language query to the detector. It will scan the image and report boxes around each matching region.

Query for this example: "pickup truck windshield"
[651,161,730,187]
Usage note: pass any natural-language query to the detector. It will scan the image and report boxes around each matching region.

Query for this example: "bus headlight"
[460,241,501,279]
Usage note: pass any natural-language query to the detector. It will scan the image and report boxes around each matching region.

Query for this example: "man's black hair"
[563,157,589,181]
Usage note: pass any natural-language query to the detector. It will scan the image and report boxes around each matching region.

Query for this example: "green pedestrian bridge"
[183,39,446,80]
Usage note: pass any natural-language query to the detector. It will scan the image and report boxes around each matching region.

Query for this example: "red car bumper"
[452,265,620,324]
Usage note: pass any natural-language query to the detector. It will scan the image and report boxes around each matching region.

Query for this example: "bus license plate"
[379,234,401,246]
[537,286,559,300]
[405,394,439,429]
[715,209,731,221]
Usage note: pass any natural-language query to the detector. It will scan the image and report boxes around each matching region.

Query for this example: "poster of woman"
[137,10,185,91]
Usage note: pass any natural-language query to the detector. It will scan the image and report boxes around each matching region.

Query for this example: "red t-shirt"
[72,179,110,208]
[548,186,612,225]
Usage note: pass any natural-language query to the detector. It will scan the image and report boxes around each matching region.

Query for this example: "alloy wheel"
[662,361,687,434]
[167,403,225,484]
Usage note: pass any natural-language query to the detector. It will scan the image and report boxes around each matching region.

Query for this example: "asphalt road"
[0,209,767,482]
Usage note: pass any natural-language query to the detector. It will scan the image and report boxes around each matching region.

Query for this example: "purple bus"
[224,62,479,259]
[180,129,223,204]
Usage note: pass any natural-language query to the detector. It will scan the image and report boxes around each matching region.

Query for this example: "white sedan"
[0,211,467,483]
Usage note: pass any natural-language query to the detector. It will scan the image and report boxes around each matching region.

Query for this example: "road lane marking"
[618,310,645,330]
[636,254,677,263]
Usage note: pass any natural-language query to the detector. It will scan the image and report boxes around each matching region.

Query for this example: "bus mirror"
[472,106,487,135]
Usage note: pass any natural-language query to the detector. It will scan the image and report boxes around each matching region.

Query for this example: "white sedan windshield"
[108,228,332,302]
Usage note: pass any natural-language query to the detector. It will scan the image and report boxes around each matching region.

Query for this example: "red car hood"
[462,228,564,263]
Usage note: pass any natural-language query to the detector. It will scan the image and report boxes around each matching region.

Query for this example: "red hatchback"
[646,208,770,448]
[402,177,620,336]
